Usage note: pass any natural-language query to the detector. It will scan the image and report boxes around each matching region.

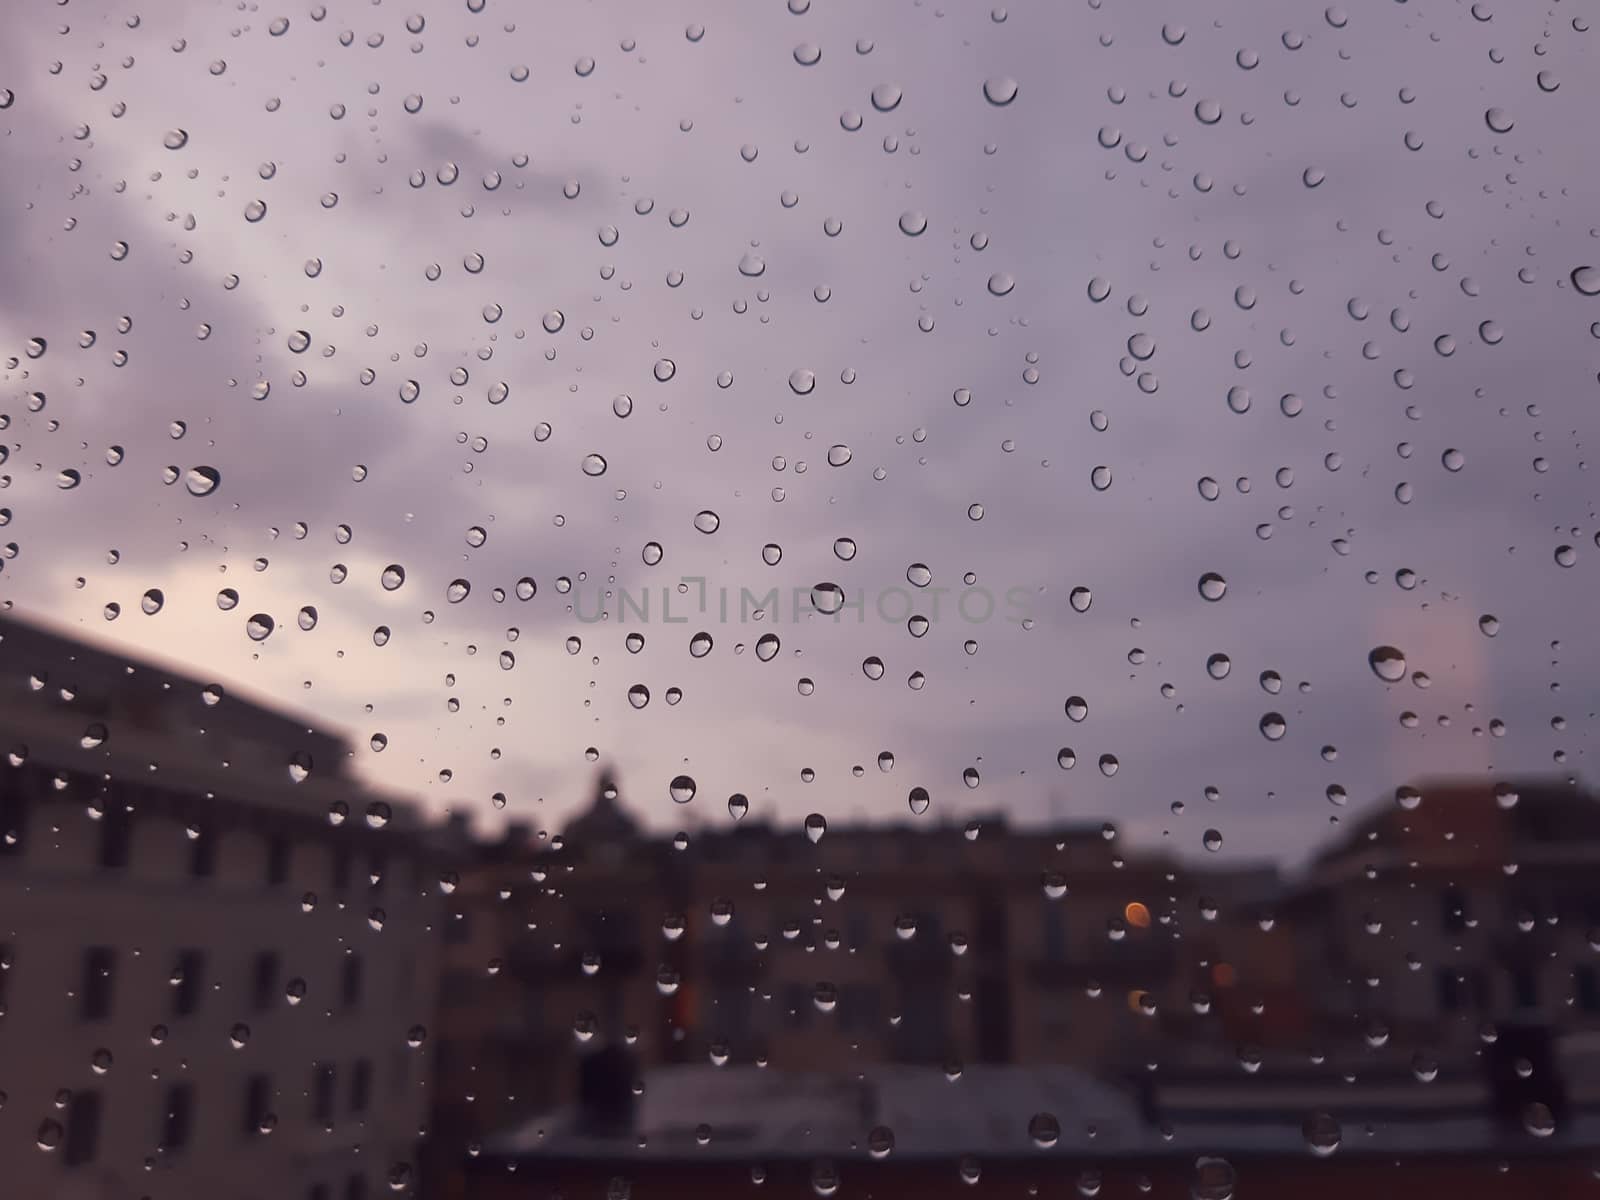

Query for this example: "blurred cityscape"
[2,612,1599,1198]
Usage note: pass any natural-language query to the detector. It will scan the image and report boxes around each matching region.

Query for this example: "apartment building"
[0,612,450,1200]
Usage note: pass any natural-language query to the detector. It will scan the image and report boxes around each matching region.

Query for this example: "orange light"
[1124,901,1151,928]
[1211,962,1237,988]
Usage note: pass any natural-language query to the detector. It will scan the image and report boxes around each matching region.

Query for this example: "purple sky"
[1,0,1597,864]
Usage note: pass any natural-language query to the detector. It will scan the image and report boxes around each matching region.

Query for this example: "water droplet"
[804,813,827,843]
[1573,266,1600,296]
[1485,106,1514,133]
[1192,1156,1235,1200]
[670,775,697,804]
[1524,1102,1556,1138]
[1369,646,1406,682]
[694,510,721,534]
[582,454,607,477]
[185,466,220,496]
[1028,1112,1060,1148]
[908,786,930,815]
[811,583,844,614]
[898,210,928,237]
[1198,573,1227,601]
[36,1119,65,1152]
[983,76,1019,106]
[140,588,164,615]
[245,613,274,641]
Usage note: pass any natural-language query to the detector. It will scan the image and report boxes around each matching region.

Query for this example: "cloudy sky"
[1,0,1596,864]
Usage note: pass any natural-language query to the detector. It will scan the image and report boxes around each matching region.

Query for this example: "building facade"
[427,771,1272,1194]
[0,612,451,1200]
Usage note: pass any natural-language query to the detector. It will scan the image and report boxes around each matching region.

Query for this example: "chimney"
[502,821,532,851]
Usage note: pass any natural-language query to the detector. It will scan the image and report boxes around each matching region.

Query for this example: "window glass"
[2,1,1597,1196]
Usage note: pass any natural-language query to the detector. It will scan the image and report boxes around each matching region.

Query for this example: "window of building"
[189,828,216,879]
[1511,963,1541,1010]
[1577,964,1600,1014]
[252,951,280,1012]
[243,1073,272,1136]
[266,835,292,886]
[161,1083,195,1152]
[349,1059,371,1113]
[1436,967,1462,1013]
[81,947,116,1021]
[331,846,352,893]
[311,1063,336,1125]
[443,908,472,945]
[340,954,363,1009]
[173,950,205,1017]
[98,802,132,870]
[62,1090,102,1167]
[782,982,811,1028]
[0,777,27,856]
[1042,905,1068,962]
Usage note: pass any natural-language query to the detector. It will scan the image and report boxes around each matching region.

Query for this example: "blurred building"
[0,611,453,1200]
[1271,777,1600,1056]
[427,770,1272,1194]
[434,775,1600,1199]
